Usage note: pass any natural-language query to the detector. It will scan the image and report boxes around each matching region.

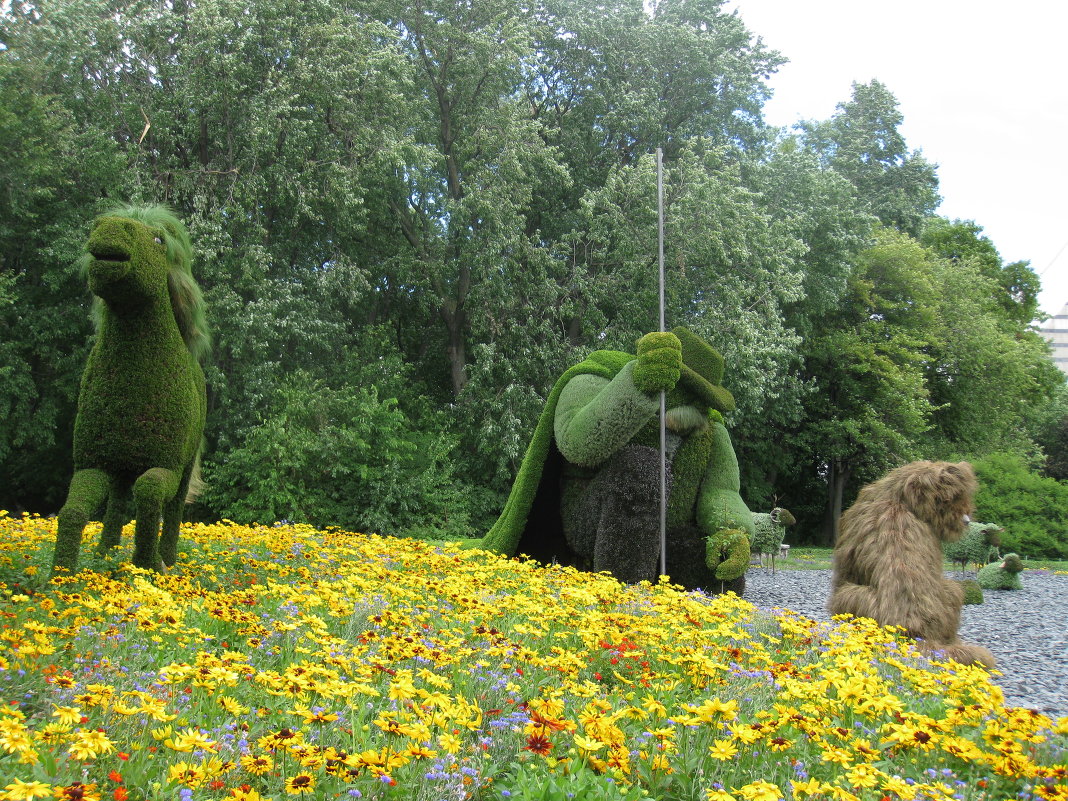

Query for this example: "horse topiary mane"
[81,203,210,363]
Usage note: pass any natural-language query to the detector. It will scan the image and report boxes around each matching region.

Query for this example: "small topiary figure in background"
[960,579,984,605]
[751,506,796,573]
[944,521,1003,575]
[50,204,209,575]
[977,553,1024,590]
[480,328,754,592]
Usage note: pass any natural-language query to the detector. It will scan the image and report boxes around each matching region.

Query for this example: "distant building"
[1040,303,1068,375]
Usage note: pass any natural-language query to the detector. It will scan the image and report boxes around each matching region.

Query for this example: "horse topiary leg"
[158,467,193,568]
[98,481,129,553]
[132,468,180,570]
[52,469,111,576]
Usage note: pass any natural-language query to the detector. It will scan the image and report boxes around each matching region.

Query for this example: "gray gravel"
[742,565,1068,722]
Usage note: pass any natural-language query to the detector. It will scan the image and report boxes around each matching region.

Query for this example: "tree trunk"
[441,304,468,397]
[822,458,851,546]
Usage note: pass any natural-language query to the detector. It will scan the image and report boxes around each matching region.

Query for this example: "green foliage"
[972,452,1068,559]
[202,372,474,539]
[921,217,1042,326]
[6,0,1068,549]
[494,760,648,800]
[800,80,940,237]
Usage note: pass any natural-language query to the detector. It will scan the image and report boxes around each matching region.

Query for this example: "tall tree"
[922,242,1062,454]
[921,217,1042,326]
[0,9,131,510]
[800,80,940,238]
[792,228,939,543]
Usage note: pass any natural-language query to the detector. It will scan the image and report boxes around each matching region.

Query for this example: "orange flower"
[524,733,553,755]
[113,788,130,801]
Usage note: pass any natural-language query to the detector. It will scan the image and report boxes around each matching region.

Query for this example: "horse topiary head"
[81,203,210,363]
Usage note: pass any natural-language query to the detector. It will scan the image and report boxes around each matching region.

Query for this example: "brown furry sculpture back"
[828,461,995,668]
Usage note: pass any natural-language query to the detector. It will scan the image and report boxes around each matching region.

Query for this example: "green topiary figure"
[751,507,796,574]
[479,328,754,592]
[943,521,1003,575]
[976,553,1024,590]
[960,579,984,605]
[50,204,209,575]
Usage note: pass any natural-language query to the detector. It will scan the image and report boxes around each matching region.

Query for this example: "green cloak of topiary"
[50,204,209,575]
[479,328,753,591]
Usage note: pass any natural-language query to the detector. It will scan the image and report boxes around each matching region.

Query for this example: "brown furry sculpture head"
[858,460,977,543]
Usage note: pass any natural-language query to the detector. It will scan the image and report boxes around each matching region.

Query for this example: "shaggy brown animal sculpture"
[828,461,995,668]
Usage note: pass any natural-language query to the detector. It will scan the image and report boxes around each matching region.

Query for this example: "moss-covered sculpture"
[751,507,796,573]
[50,205,209,575]
[977,553,1024,590]
[480,328,754,591]
[960,579,984,605]
[944,521,1002,575]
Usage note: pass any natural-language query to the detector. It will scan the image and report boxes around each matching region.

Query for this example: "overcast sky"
[726,0,1068,318]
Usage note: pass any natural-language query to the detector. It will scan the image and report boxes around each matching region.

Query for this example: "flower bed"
[0,512,1065,800]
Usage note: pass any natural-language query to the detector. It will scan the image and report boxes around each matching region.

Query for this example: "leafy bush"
[202,372,477,539]
[972,451,1068,559]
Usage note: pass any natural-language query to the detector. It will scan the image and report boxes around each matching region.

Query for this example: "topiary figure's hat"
[672,326,735,413]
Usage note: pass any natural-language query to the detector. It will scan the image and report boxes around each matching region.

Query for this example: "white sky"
[727,0,1068,318]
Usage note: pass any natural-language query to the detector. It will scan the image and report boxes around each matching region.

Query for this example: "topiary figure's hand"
[632,332,682,394]
[708,527,750,581]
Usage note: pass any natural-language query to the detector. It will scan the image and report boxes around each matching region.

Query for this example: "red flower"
[524,733,553,755]
[108,770,123,783]
[114,789,130,801]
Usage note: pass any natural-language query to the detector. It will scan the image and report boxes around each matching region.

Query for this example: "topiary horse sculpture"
[50,204,209,575]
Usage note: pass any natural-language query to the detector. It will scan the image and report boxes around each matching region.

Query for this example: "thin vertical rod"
[657,147,667,579]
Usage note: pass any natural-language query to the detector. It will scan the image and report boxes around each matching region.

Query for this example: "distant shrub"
[202,373,477,539]
[972,452,1068,559]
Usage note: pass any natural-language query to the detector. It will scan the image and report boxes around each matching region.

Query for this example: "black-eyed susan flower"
[283,772,315,795]
[1,778,53,800]
[239,753,274,775]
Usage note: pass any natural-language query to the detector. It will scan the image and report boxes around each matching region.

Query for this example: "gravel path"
[742,566,1068,722]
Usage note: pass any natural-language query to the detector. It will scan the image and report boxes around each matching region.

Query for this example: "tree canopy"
[2,0,1064,554]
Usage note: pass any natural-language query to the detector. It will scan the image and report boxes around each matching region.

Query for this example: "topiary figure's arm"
[695,419,754,540]
[554,333,681,467]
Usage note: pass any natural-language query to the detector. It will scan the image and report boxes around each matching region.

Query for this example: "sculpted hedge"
[480,328,754,592]
[50,205,208,575]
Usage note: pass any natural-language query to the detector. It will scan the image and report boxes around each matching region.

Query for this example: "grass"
[0,511,1066,801]
[768,547,1068,575]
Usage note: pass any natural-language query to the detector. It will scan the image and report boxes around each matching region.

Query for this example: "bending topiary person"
[479,328,754,592]
[50,204,209,575]
[977,553,1024,590]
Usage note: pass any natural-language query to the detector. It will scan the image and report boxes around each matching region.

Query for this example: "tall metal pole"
[657,148,667,578]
